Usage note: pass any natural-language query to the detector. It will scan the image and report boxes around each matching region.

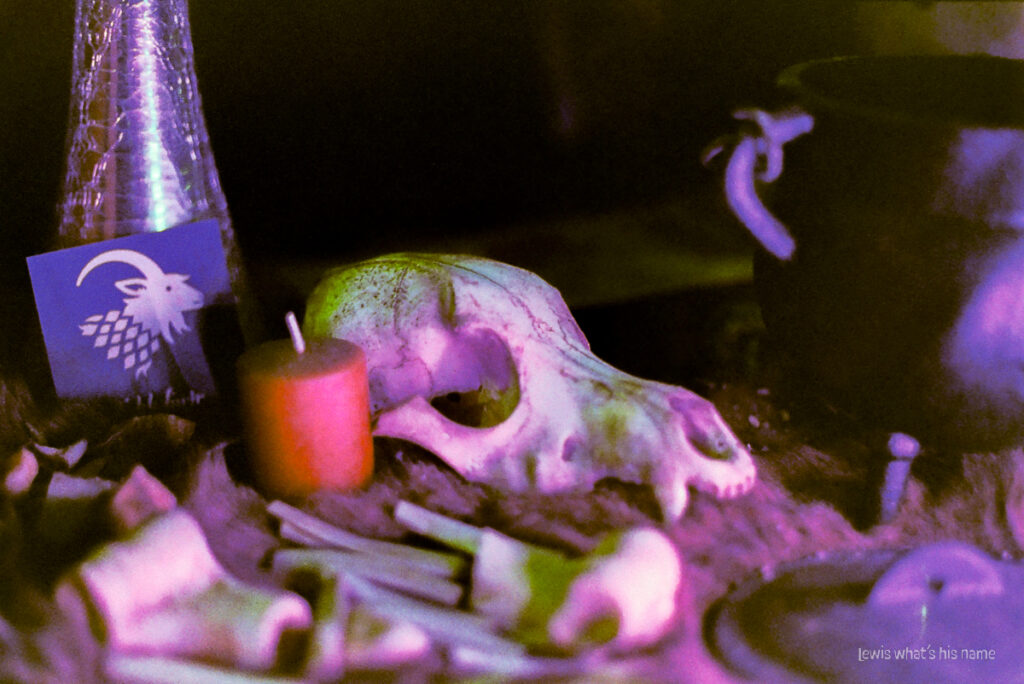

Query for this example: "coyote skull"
[303,254,755,520]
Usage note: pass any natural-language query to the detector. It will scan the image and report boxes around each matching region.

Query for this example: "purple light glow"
[943,237,1024,410]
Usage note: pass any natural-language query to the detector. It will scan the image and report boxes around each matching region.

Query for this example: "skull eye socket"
[427,328,520,428]
[430,387,514,428]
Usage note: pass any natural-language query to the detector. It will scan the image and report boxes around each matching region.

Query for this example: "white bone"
[547,527,682,651]
[304,254,756,520]
[56,510,311,670]
[109,465,178,534]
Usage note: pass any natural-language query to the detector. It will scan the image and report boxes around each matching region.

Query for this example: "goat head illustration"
[76,249,204,377]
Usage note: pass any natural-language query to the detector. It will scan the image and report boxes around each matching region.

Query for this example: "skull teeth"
[685,469,757,501]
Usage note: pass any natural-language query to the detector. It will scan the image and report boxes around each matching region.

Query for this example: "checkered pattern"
[79,310,161,377]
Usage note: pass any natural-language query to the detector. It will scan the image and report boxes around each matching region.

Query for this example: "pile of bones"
[0,253,762,682]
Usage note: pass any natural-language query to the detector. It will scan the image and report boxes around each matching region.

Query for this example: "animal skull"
[303,253,755,520]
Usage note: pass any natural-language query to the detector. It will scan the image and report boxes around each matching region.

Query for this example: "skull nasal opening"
[428,328,520,428]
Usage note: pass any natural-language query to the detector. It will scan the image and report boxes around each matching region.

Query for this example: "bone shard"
[304,253,756,519]
[345,605,432,670]
[273,548,464,607]
[30,439,88,470]
[56,509,312,671]
[109,465,178,534]
[106,654,306,684]
[546,527,683,651]
[3,447,39,495]
[272,558,433,676]
[267,499,467,578]
[393,500,683,653]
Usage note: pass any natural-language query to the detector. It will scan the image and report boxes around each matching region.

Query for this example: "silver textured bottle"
[57,0,256,341]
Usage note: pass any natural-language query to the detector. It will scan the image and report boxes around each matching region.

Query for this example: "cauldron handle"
[704,107,814,261]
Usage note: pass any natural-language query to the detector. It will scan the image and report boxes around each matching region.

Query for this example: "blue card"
[27,220,235,401]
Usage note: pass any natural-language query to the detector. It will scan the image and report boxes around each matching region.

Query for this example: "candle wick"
[285,311,306,355]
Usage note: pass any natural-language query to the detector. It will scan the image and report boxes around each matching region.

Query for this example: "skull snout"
[669,393,740,461]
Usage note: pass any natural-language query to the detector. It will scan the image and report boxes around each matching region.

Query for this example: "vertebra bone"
[304,253,755,520]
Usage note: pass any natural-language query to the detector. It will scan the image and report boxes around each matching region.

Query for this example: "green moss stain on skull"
[303,254,456,340]
[512,533,624,652]
[577,382,650,471]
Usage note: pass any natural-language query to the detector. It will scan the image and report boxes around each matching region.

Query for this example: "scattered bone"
[47,472,115,499]
[57,510,312,671]
[304,253,756,521]
[547,528,683,651]
[394,500,682,652]
[344,604,432,670]
[301,573,347,682]
[30,439,88,470]
[273,559,432,675]
[274,548,464,606]
[272,543,514,655]
[277,520,323,548]
[109,465,178,534]
[267,500,467,578]
[106,653,305,684]
[343,573,525,655]
[294,572,434,679]
[3,447,38,496]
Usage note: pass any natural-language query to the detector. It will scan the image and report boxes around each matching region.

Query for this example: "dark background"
[0,1,859,264]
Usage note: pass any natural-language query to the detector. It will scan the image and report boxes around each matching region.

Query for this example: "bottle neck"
[58,0,228,245]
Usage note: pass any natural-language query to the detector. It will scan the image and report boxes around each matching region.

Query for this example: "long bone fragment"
[394,500,683,653]
[56,509,312,671]
[271,559,435,676]
[267,499,467,578]
[274,548,464,606]
[304,253,756,520]
[109,464,178,534]
[107,654,306,684]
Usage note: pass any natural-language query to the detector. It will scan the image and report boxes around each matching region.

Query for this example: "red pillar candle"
[237,313,373,496]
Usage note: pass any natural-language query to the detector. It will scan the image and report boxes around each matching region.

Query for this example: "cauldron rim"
[779,54,1024,130]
